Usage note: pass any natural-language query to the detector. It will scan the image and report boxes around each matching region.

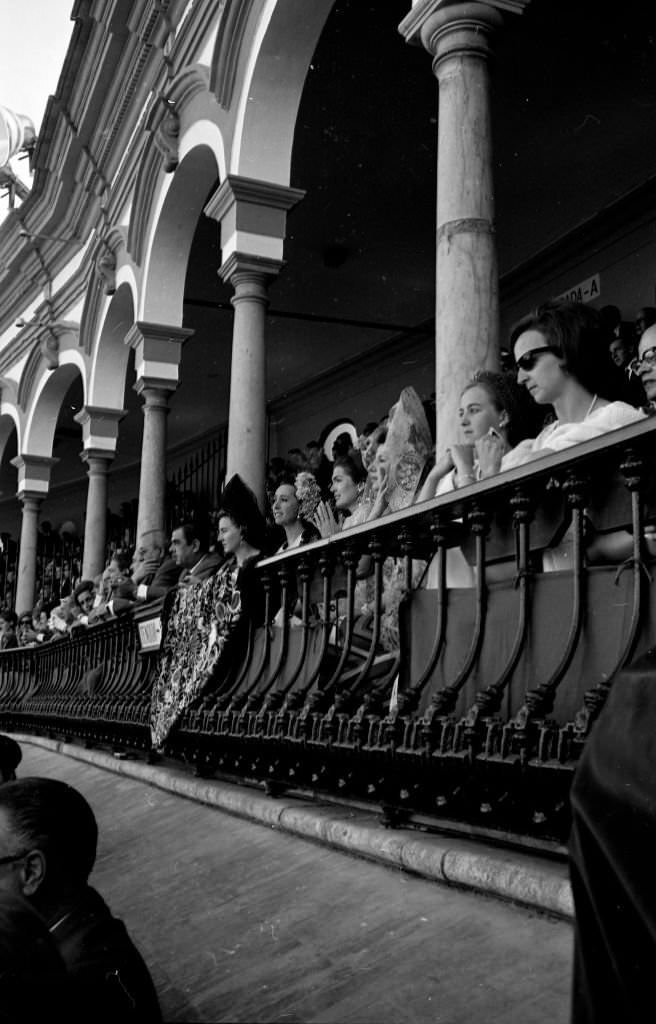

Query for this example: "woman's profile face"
[218,515,242,555]
[458,386,504,442]
[331,465,359,510]
[514,329,567,406]
[272,484,299,527]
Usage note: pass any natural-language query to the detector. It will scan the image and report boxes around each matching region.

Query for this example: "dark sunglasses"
[628,347,656,375]
[514,346,560,372]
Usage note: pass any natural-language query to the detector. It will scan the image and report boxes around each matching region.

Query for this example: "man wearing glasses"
[629,322,656,407]
[0,777,162,1022]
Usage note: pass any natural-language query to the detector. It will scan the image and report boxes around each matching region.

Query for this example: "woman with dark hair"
[311,452,368,537]
[479,300,644,477]
[272,472,321,552]
[150,475,266,750]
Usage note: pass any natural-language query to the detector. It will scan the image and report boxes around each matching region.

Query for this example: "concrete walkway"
[13,736,572,1023]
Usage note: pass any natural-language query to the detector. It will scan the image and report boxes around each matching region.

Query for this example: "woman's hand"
[311,500,340,538]
[449,444,475,487]
[475,428,506,479]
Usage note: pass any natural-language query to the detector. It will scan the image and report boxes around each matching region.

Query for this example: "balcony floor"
[17,741,572,1023]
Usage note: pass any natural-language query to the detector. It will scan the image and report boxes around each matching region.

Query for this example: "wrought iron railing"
[1,417,655,846]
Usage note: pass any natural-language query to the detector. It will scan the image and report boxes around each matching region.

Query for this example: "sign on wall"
[554,274,601,304]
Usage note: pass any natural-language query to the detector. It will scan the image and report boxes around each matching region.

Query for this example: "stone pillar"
[219,254,279,502]
[400,0,530,448]
[79,452,112,579]
[125,322,193,542]
[10,455,58,614]
[205,176,305,505]
[75,406,126,579]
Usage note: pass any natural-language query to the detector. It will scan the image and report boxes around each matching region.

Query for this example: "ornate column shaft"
[75,406,126,579]
[125,322,193,542]
[206,176,305,506]
[10,455,58,614]
[400,0,530,448]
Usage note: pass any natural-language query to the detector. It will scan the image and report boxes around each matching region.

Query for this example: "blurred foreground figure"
[0,734,21,782]
[0,891,79,1022]
[569,650,656,1023]
[0,778,162,1023]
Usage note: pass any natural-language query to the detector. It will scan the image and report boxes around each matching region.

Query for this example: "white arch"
[140,143,220,324]
[231,0,336,184]
[23,364,83,457]
[179,118,226,179]
[88,283,135,409]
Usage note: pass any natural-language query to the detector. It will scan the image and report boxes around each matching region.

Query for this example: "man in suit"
[109,530,182,613]
[0,777,162,1022]
[169,521,223,588]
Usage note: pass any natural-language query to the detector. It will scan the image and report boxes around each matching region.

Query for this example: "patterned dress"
[150,555,261,748]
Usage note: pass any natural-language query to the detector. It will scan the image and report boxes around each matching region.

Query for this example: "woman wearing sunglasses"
[477,300,644,478]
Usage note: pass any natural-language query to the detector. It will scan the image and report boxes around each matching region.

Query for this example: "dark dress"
[150,554,264,747]
[569,649,656,1022]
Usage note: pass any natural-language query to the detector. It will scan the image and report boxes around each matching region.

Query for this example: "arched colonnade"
[1,0,528,614]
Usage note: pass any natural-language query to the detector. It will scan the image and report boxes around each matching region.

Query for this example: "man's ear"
[498,411,509,428]
[19,849,46,897]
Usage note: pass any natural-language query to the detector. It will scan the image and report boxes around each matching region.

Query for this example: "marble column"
[219,255,281,503]
[74,406,125,580]
[80,451,113,579]
[205,176,305,506]
[400,0,530,448]
[10,454,58,614]
[125,322,193,543]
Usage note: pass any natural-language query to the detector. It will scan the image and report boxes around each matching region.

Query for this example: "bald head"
[637,324,656,401]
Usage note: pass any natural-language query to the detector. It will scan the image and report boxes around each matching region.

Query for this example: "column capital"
[125,321,194,392]
[10,454,59,498]
[17,491,45,510]
[74,405,126,456]
[218,252,283,289]
[205,174,304,271]
[134,384,173,408]
[399,1,529,59]
[80,448,114,469]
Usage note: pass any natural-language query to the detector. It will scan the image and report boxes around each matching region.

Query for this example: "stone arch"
[140,142,221,324]
[0,413,18,469]
[22,364,83,458]
[88,283,135,409]
[230,0,337,184]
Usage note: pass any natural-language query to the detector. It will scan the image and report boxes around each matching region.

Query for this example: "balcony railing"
[2,417,655,847]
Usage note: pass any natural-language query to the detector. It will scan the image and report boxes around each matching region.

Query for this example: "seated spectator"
[478,301,644,571]
[331,431,354,461]
[366,386,433,519]
[0,610,18,650]
[304,440,333,496]
[272,473,321,552]
[0,778,162,1022]
[631,321,656,408]
[47,602,78,640]
[151,476,266,750]
[170,521,223,589]
[110,531,181,611]
[311,452,368,537]
[635,305,656,340]
[286,447,308,473]
[417,370,534,587]
[479,301,644,478]
[73,580,104,626]
[16,612,38,647]
[32,606,53,644]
